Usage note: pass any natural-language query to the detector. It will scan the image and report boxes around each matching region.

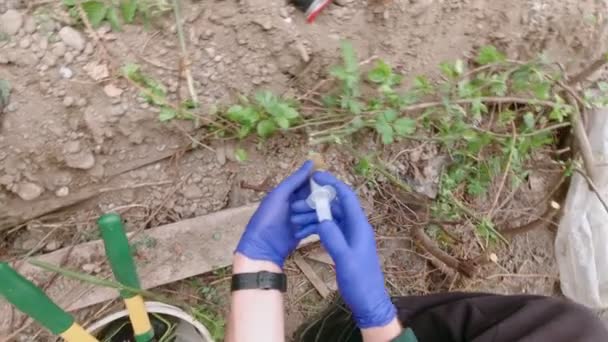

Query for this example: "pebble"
[59,26,85,51]
[182,184,203,199]
[44,240,61,252]
[65,150,96,170]
[59,66,73,79]
[63,96,75,107]
[18,36,31,49]
[64,51,74,63]
[51,42,66,57]
[205,47,216,58]
[0,9,23,35]
[55,186,69,197]
[15,182,44,201]
[103,83,123,97]
[76,98,88,107]
[23,16,36,34]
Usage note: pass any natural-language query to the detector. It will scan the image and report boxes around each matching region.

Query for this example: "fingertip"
[295,224,317,240]
[291,200,313,213]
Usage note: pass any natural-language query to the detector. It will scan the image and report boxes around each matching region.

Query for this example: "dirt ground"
[1,0,608,340]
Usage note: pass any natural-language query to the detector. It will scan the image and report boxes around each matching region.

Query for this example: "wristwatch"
[231,271,287,293]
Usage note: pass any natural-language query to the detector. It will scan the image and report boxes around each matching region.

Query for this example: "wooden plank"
[0,204,317,333]
[293,252,331,298]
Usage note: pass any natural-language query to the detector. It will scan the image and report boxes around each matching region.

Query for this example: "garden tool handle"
[0,263,98,341]
[97,213,155,342]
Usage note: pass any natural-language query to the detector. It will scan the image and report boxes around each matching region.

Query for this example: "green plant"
[121,63,194,122]
[225,91,301,139]
[62,0,170,30]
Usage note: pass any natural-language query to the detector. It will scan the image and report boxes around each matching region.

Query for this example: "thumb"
[272,161,314,197]
[317,220,349,263]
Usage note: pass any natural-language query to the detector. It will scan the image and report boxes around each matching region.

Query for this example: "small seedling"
[62,0,170,30]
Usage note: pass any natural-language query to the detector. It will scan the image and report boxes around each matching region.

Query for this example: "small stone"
[103,83,123,97]
[110,105,126,116]
[19,36,31,49]
[83,42,94,55]
[83,61,109,81]
[55,186,69,197]
[15,182,43,201]
[59,26,85,51]
[64,51,74,64]
[334,0,353,6]
[81,263,97,273]
[63,96,75,107]
[0,10,23,36]
[23,16,36,34]
[51,42,66,57]
[182,184,203,199]
[59,66,73,79]
[44,240,61,252]
[65,150,96,170]
[63,140,81,154]
[76,98,88,107]
[205,47,216,57]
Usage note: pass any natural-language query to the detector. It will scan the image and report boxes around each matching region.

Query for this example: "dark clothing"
[296,292,608,342]
[397,292,608,342]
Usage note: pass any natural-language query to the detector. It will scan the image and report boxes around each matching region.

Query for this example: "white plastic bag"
[556,109,608,309]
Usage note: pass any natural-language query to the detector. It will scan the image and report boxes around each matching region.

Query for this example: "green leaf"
[413,76,433,95]
[375,120,394,144]
[499,110,515,125]
[355,157,372,177]
[82,1,108,27]
[523,112,535,129]
[106,7,122,31]
[476,45,506,65]
[532,81,551,100]
[255,90,275,110]
[368,60,391,84]
[62,0,76,6]
[471,98,488,120]
[257,119,277,138]
[393,117,416,136]
[234,148,248,162]
[227,105,259,126]
[340,41,358,73]
[121,0,138,23]
[274,116,290,129]
[159,107,176,122]
[439,61,463,79]
[382,109,398,122]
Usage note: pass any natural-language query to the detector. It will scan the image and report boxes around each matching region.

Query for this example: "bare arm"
[225,255,285,342]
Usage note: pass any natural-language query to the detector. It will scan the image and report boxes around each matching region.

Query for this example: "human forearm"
[226,253,285,342]
[361,317,402,342]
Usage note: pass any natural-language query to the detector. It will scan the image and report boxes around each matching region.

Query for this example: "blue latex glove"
[235,161,314,268]
[290,171,397,329]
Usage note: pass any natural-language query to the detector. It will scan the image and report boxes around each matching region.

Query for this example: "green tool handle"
[98,213,141,298]
[0,263,74,335]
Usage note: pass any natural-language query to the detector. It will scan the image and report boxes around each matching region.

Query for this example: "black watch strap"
[231,271,287,292]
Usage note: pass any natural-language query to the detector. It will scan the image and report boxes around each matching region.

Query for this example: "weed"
[62,0,170,30]
[225,91,301,139]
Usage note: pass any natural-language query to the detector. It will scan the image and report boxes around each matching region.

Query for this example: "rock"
[63,96,75,107]
[182,184,203,199]
[58,26,85,51]
[51,42,66,57]
[59,66,73,79]
[15,182,43,201]
[20,238,38,251]
[0,9,23,35]
[76,98,88,107]
[65,150,96,170]
[55,186,69,197]
[103,83,123,97]
[23,16,36,33]
[64,51,74,64]
[44,240,61,252]
[83,61,109,81]
[63,140,81,154]
[18,36,31,49]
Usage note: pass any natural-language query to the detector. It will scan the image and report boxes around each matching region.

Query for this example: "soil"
[1,0,608,340]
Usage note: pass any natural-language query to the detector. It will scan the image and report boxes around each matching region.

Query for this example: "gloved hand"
[235,161,314,268]
[290,171,397,329]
